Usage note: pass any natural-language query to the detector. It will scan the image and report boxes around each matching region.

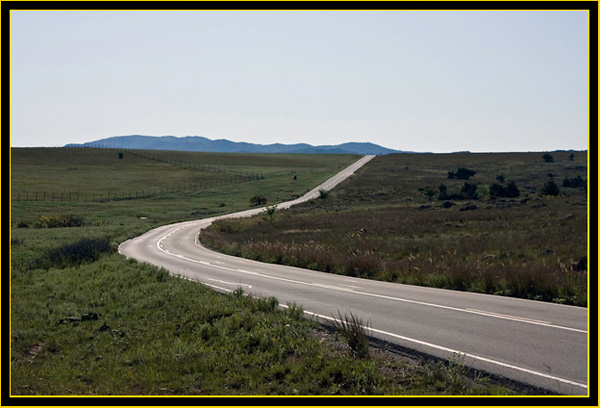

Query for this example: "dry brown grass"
[201,152,588,306]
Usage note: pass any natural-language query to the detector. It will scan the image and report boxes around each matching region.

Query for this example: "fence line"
[12,146,316,202]
[11,176,255,203]
[68,145,315,178]
[68,145,271,180]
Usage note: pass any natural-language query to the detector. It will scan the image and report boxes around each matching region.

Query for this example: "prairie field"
[10,148,520,395]
[201,151,588,306]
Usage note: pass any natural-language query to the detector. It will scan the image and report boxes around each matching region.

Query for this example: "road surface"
[119,155,588,395]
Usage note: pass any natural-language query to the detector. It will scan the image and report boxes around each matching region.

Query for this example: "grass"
[10,147,522,396]
[11,147,357,200]
[10,255,517,396]
[332,311,371,359]
[200,151,588,306]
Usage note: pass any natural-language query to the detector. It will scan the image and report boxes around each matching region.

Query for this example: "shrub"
[475,184,489,200]
[541,180,560,196]
[318,189,329,199]
[460,183,478,200]
[448,168,476,180]
[542,153,554,163]
[437,184,449,200]
[562,176,586,188]
[264,205,277,222]
[34,214,86,228]
[424,188,436,201]
[250,195,267,207]
[505,181,520,198]
[489,181,520,198]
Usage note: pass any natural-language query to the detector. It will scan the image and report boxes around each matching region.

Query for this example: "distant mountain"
[65,135,410,155]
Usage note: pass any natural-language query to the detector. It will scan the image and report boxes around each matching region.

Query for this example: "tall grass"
[201,152,588,306]
[332,311,371,359]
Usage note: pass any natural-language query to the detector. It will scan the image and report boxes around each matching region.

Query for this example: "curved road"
[119,155,588,395]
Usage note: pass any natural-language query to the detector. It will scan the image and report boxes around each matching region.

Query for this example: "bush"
[541,180,560,196]
[562,176,586,188]
[475,184,489,200]
[448,168,476,180]
[264,205,277,222]
[34,214,86,228]
[437,184,449,200]
[505,181,520,198]
[460,183,478,200]
[250,195,267,207]
[542,153,554,163]
[318,189,329,199]
[489,181,520,198]
[424,188,436,201]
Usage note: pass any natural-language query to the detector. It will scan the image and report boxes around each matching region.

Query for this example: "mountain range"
[65,135,409,155]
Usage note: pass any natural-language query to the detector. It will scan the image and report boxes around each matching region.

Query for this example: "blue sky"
[10,10,588,152]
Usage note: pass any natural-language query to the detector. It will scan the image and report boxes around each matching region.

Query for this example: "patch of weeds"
[332,311,371,359]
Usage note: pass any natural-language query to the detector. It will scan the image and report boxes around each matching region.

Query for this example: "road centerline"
[158,232,587,334]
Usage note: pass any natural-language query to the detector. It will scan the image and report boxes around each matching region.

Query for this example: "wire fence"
[12,146,315,202]
[11,176,258,203]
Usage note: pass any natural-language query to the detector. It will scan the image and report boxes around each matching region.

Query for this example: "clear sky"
[10,10,588,152]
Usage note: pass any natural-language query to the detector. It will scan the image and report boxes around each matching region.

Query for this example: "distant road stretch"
[119,155,588,395]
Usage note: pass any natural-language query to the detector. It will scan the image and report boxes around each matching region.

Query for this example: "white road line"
[166,271,587,391]
[465,308,552,325]
[162,234,587,335]
[303,310,588,390]
[131,154,587,393]
[206,278,252,288]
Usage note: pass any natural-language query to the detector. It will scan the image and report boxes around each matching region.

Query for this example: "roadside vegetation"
[201,152,588,306]
[11,148,520,395]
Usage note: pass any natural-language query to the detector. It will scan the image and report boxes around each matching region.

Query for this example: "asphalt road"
[119,155,588,395]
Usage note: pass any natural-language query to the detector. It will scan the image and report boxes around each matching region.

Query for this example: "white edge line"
[300,310,588,390]
[178,236,588,335]
[167,273,589,392]
[130,154,588,392]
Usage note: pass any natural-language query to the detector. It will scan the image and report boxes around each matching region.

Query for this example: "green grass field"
[201,151,588,306]
[10,148,521,396]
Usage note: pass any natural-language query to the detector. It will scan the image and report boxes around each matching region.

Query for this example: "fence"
[68,145,315,178]
[12,146,315,202]
[11,177,253,203]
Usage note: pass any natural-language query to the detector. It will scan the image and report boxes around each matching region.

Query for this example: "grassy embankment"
[10,148,518,395]
[201,152,588,306]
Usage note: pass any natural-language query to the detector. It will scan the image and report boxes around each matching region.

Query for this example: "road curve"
[119,155,588,395]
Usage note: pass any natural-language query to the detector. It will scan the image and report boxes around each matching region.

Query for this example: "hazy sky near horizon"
[11,10,588,152]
